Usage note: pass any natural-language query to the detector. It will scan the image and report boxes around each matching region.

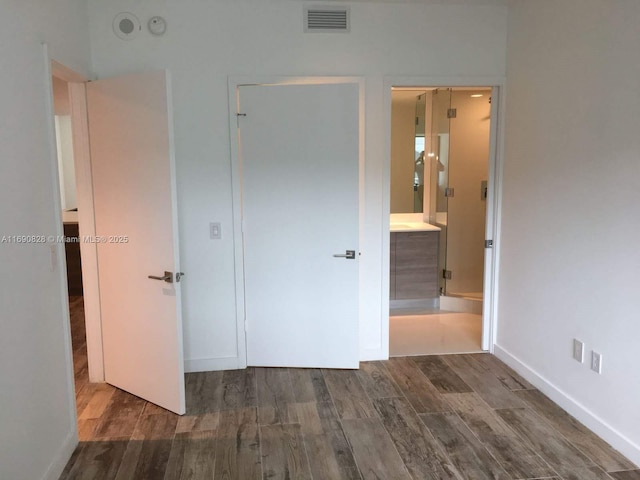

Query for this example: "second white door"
[238,83,360,369]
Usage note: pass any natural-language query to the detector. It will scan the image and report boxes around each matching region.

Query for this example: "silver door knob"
[333,250,356,260]
[148,271,173,283]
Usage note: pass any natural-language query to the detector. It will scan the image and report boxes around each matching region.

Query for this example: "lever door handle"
[333,250,356,260]
[148,271,174,283]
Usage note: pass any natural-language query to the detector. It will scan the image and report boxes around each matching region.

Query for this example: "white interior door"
[239,83,360,369]
[87,71,185,414]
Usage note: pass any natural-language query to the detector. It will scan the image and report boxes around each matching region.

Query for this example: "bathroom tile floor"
[60,297,638,479]
[390,312,483,356]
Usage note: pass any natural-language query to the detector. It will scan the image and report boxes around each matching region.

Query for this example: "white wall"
[87,0,507,366]
[498,0,640,464]
[0,2,91,479]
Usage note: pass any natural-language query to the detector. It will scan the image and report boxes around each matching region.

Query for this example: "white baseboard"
[494,344,640,467]
[186,351,390,371]
[440,295,483,314]
[43,430,77,480]
[185,356,245,372]
[360,347,386,362]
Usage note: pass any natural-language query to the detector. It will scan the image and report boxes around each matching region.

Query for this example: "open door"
[86,71,185,414]
[238,83,360,369]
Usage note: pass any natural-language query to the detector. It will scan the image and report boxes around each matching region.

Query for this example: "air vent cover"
[304,6,350,33]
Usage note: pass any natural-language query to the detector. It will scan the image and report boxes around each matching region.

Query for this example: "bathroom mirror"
[413,93,426,213]
[390,89,429,214]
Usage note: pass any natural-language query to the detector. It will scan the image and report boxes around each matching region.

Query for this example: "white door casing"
[87,70,185,414]
[238,82,360,368]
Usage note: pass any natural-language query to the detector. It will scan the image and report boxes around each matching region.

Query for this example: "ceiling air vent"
[304,6,350,33]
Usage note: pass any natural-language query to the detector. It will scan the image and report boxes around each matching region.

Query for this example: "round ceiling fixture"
[148,16,167,36]
[113,12,141,40]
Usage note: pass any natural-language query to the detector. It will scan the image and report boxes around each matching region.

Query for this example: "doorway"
[388,85,498,356]
[49,64,101,441]
[48,58,186,420]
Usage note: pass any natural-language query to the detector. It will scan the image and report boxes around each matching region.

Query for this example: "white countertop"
[390,221,440,232]
[62,210,78,224]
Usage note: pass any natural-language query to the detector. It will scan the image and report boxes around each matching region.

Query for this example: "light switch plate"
[572,338,584,363]
[591,351,602,374]
[210,222,222,240]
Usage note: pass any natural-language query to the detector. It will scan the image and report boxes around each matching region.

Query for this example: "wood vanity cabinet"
[64,222,83,296]
[390,231,439,300]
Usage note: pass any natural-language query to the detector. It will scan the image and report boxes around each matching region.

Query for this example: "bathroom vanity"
[390,221,440,306]
[63,210,83,296]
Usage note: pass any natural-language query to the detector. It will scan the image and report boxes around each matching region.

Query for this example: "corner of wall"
[42,430,77,480]
[494,344,640,467]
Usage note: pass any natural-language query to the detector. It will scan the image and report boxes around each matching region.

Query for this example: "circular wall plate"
[148,16,167,36]
[113,12,141,40]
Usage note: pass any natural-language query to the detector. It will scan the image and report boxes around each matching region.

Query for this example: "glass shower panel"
[430,88,452,294]
[442,89,491,299]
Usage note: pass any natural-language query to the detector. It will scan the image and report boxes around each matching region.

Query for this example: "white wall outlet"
[210,222,222,240]
[572,339,584,363]
[591,351,603,374]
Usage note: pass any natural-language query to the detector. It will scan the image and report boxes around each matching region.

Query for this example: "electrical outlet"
[591,351,602,374]
[572,339,584,363]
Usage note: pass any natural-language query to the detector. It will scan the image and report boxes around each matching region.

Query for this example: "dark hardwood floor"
[61,296,638,479]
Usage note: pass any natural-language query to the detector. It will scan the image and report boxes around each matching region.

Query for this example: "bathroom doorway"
[389,86,496,356]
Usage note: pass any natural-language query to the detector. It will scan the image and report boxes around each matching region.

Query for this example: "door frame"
[383,75,506,353]
[227,76,366,368]
[48,52,106,382]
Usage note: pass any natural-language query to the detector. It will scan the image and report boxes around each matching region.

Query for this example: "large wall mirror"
[390,89,433,215]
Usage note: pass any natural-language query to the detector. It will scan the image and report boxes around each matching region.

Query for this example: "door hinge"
[485,240,493,249]
[443,270,452,280]
[236,112,246,127]
[444,187,455,198]
[415,116,419,126]
[447,108,457,119]
[481,180,488,200]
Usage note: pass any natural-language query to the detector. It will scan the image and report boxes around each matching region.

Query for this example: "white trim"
[487,84,507,351]
[227,75,366,365]
[360,347,386,362]
[481,85,506,352]
[185,356,245,373]
[494,344,640,467]
[50,55,105,383]
[67,82,104,382]
[51,60,87,83]
[41,431,78,480]
[165,70,187,413]
[227,78,248,370]
[382,75,506,358]
[42,43,79,477]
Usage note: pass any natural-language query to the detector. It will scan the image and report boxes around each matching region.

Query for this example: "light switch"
[210,222,222,240]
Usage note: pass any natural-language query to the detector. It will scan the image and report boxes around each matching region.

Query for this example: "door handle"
[333,250,356,260]
[148,271,174,283]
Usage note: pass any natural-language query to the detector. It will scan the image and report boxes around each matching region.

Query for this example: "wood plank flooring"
[61,297,638,479]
